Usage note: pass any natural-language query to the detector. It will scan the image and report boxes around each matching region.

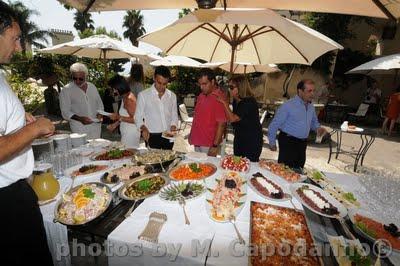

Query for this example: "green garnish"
[232,156,241,164]
[107,148,124,158]
[83,188,95,199]
[189,163,202,173]
[137,179,151,192]
[343,192,357,203]
[356,221,377,238]
[312,171,324,180]
[345,246,371,266]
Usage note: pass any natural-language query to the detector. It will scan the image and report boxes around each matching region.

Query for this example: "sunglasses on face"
[72,76,85,82]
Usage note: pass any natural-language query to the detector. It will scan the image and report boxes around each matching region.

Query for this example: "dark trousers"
[233,136,263,162]
[147,133,174,150]
[278,132,307,169]
[0,179,53,266]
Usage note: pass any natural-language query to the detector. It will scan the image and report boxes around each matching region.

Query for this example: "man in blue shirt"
[268,79,327,169]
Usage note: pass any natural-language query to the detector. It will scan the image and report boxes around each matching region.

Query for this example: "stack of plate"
[51,134,71,153]
[70,133,87,148]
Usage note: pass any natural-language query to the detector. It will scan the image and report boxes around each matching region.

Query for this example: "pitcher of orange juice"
[31,163,60,201]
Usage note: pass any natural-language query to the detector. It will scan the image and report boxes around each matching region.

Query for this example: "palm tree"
[123,10,146,47]
[8,1,53,54]
[73,11,95,33]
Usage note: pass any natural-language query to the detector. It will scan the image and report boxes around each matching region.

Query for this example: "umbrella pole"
[229,48,235,73]
[229,24,239,73]
[263,74,269,103]
[103,50,108,89]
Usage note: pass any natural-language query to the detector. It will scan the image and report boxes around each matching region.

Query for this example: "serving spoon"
[229,214,245,245]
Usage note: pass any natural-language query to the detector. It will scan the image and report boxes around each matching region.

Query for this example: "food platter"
[168,162,217,181]
[86,139,112,149]
[308,170,361,208]
[259,159,307,183]
[90,148,136,161]
[248,172,290,202]
[64,161,110,178]
[327,235,371,266]
[220,155,250,172]
[307,169,331,188]
[205,171,247,223]
[348,208,400,252]
[159,181,206,202]
[118,173,170,201]
[161,131,177,141]
[54,182,112,226]
[290,183,347,218]
[104,164,148,182]
[134,149,178,166]
[249,202,320,266]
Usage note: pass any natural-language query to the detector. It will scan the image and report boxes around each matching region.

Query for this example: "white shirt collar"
[151,84,171,99]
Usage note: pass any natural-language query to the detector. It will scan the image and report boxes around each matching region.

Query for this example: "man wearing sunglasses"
[60,63,104,139]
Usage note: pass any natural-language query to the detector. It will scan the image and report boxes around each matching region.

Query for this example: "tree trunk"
[282,66,296,98]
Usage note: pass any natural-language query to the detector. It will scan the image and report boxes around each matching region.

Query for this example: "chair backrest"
[179,104,190,121]
[259,110,267,125]
[355,103,369,116]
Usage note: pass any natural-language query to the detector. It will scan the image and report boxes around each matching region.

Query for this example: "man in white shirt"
[135,66,178,150]
[60,63,104,139]
[0,3,55,265]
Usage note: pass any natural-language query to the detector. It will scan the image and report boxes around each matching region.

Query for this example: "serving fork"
[178,197,190,225]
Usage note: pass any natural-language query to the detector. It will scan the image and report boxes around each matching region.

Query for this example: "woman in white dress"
[107,75,140,148]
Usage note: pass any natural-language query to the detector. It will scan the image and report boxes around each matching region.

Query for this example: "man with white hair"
[60,62,104,139]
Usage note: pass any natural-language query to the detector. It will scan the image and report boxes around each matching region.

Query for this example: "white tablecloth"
[107,157,302,266]
[40,152,127,266]
[40,177,71,266]
[42,152,393,266]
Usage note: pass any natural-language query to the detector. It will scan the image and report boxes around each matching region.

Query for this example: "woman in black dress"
[216,76,263,162]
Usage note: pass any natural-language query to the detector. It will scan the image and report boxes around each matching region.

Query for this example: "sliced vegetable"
[356,221,377,238]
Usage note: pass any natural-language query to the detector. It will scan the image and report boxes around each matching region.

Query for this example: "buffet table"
[39,145,397,266]
[107,157,297,266]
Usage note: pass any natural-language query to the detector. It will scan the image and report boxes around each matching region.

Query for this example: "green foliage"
[79,26,121,40]
[7,73,44,113]
[334,48,373,77]
[169,66,201,97]
[303,12,374,76]
[7,1,53,53]
[179,8,192,18]
[73,10,94,33]
[10,52,75,85]
[123,10,146,46]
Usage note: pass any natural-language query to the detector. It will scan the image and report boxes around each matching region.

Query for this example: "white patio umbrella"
[202,61,280,74]
[346,53,400,75]
[58,0,399,20]
[39,34,149,60]
[38,34,152,86]
[140,9,343,72]
[150,55,202,67]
